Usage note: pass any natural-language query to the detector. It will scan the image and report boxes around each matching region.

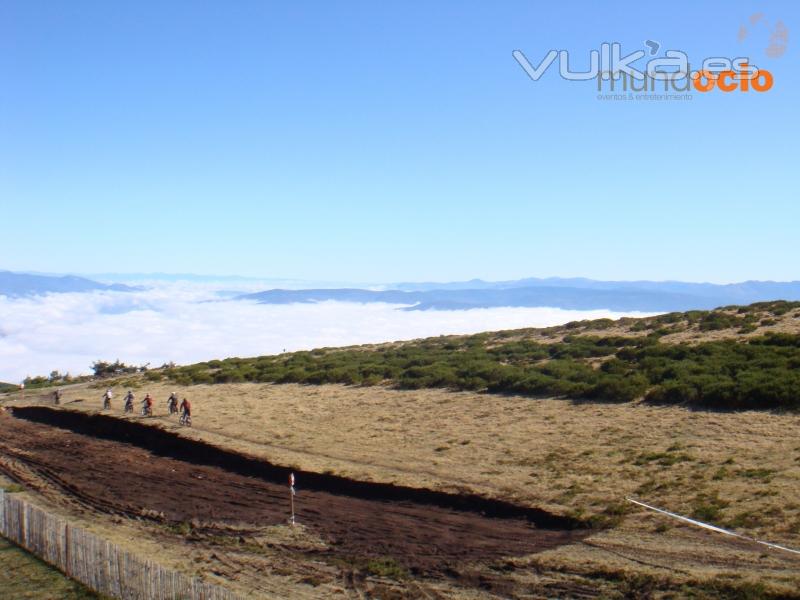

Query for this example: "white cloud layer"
[0,285,655,382]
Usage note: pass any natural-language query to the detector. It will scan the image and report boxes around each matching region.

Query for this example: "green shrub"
[585,373,649,403]
[157,304,800,412]
[364,557,406,579]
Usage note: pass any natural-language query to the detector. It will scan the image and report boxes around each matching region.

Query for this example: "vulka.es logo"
[513,42,775,94]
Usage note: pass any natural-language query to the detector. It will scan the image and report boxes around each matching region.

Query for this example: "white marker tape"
[626,497,800,556]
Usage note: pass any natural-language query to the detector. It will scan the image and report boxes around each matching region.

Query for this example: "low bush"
[156,303,800,411]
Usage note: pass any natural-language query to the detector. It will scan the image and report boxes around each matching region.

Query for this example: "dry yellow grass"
[6,379,800,596]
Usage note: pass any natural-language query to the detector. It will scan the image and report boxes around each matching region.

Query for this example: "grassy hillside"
[0,382,18,393]
[156,300,800,411]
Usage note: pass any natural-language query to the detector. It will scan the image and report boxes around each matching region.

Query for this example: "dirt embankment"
[1,407,587,575]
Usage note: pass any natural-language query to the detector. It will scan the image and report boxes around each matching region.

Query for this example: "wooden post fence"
[0,489,246,600]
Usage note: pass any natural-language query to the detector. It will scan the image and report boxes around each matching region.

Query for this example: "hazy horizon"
[6,268,800,288]
[0,280,655,382]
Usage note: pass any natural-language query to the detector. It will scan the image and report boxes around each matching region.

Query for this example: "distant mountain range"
[85,272,370,289]
[391,277,800,297]
[239,279,800,312]
[4,269,800,313]
[0,271,136,297]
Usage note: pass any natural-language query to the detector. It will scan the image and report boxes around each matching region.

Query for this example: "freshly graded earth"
[0,409,585,578]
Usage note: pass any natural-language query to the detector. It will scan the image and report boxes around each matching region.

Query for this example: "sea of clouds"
[0,283,655,382]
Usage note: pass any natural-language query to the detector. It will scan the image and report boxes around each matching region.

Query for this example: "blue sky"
[1,1,797,283]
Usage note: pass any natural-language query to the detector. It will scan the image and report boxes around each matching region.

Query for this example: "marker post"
[289,472,296,526]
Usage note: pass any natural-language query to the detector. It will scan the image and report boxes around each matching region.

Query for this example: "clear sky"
[1,1,797,283]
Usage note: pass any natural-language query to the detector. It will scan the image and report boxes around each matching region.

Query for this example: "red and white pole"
[289,472,296,526]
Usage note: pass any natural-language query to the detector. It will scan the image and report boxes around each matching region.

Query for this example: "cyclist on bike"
[179,398,192,425]
[53,389,62,405]
[124,390,135,413]
[141,393,153,416]
[102,388,113,409]
[167,392,179,415]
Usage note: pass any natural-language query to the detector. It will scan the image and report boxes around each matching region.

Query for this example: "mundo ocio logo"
[513,14,789,102]
[512,42,774,96]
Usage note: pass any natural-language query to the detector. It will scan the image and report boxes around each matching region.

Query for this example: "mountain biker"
[124,390,135,413]
[141,393,153,416]
[167,392,179,415]
[179,398,191,424]
[53,389,62,405]
[102,388,113,409]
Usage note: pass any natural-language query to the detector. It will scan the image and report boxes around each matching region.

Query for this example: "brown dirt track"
[0,407,586,577]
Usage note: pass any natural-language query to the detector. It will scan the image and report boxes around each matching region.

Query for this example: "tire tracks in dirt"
[2,408,589,578]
